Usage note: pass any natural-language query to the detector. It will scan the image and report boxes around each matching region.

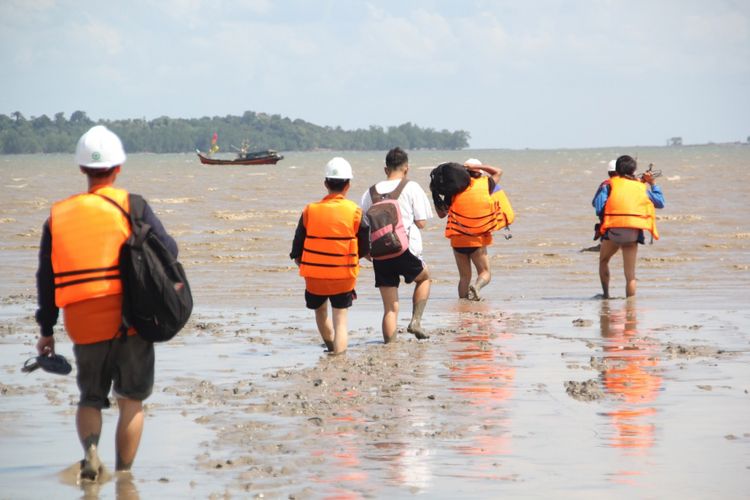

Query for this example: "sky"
[1,0,748,149]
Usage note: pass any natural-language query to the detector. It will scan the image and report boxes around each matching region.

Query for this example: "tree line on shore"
[0,111,470,154]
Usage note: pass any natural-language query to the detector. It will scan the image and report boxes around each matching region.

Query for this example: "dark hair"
[385,147,408,171]
[324,178,350,193]
[80,166,118,178]
[615,155,637,176]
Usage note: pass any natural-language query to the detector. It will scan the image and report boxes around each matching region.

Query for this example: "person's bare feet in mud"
[327,349,347,357]
[467,284,482,301]
[79,444,103,482]
[407,322,429,340]
[323,340,334,352]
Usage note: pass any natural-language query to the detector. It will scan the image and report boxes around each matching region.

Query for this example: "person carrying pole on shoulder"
[592,155,665,298]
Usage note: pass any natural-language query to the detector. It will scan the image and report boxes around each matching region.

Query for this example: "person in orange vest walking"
[593,155,665,298]
[435,159,503,301]
[290,157,370,354]
[35,125,178,481]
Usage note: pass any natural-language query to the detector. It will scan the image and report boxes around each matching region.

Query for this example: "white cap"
[75,125,126,169]
[607,159,617,172]
[324,157,353,179]
[465,158,482,166]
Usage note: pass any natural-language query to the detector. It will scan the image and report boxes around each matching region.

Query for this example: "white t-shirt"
[360,179,433,257]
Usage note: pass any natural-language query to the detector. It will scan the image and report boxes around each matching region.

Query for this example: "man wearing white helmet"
[35,125,178,481]
[290,157,370,354]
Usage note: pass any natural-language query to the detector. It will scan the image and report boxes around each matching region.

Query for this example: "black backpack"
[98,194,193,342]
[429,162,470,210]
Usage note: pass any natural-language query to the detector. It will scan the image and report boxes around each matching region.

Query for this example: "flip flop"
[21,354,72,375]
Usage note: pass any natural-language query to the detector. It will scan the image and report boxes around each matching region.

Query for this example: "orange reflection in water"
[599,300,662,455]
[309,413,368,499]
[447,304,515,460]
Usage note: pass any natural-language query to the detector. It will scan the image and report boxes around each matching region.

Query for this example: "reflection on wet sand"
[363,344,434,493]
[598,300,662,464]
[59,461,140,500]
[446,303,515,469]
[311,412,369,498]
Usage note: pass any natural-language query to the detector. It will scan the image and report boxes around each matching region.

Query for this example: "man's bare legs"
[379,286,399,343]
[599,239,639,298]
[76,398,144,479]
[468,247,491,301]
[452,250,472,298]
[331,307,348,354]
[380,268,430,342]
[77,406,103,480]
[115,398,144,472]
[598,239,620,299]
[621,242,638,297]
[314,302,335,351]
[407,269,430,339]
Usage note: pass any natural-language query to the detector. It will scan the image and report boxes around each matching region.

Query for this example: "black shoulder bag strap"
[93,193,149,340]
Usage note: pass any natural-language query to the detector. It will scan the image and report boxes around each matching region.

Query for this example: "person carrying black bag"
[35,125,179,481]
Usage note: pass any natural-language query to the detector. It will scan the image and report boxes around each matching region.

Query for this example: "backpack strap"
[127,194,147,223]
[369,178,409,203]
[92,193,149,341]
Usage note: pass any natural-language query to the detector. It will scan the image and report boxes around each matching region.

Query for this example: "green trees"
[0,111,470,154]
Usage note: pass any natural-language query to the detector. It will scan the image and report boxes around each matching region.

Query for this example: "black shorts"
[373,250,426,287]
[73,335,155,409]
[305,289,356,310]
[453,246,480,255]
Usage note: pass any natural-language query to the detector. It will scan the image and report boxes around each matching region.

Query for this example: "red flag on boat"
[210,132,219,153]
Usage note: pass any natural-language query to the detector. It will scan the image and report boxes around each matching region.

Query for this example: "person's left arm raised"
[465,162,503,184]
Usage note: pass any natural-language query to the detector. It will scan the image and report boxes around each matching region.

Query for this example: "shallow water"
[1,147,749,498]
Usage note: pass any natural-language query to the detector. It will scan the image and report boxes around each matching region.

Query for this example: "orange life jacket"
[50,186,131,308]
[600,176,659,240]
[445,176,499,246]
[492,187,514,229]
[299,194,361,280]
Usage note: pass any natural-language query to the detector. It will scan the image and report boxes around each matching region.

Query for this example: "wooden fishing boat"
[196,149,284,165]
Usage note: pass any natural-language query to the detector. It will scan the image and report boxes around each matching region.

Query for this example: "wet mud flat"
[2,147,750,497]
[3,292,748,499]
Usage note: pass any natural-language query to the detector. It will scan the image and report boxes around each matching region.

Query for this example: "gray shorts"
[605,228,639,245]
[73,335,155,409]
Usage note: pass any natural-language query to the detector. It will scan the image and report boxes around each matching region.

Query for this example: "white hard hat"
[607,159,617,172]
[465,158,482,166]
[325,157,353,179]
[75,125,126,168]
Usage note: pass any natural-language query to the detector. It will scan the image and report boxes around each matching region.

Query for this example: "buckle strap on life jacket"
[450,209,496,221]
[305,235,356,241]
[604,212,650,217]
[302,247,357,258]
[299,261,357,268]
[54,274,121,289]
[54,265,119,279]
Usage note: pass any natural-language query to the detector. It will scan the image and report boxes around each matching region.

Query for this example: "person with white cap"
[35,125,178,481]
[290,157,370,354]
